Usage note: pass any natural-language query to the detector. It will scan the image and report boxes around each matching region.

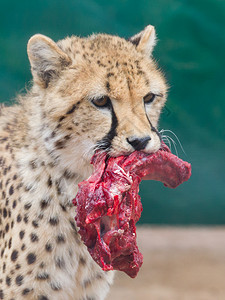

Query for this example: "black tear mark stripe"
[144,111,161,142]
[96,103,118,150]
[66,104,77,115]
[66,100,81,115]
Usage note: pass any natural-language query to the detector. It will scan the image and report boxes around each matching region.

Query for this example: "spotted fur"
[0,25,167,299]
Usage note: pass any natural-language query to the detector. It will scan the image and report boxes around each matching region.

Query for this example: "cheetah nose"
[126,136,151,151]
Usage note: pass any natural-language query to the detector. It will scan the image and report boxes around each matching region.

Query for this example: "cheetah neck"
[13,95,93,208]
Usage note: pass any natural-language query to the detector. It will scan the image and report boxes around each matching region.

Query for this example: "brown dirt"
[107,227,225,300]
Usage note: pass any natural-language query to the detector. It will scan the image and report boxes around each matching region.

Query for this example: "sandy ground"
[107,227,225,300]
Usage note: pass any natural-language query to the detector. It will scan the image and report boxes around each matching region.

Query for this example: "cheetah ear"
[128,25,156,56]
[27,34,71,88]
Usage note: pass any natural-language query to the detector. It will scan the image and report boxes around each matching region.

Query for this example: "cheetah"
[0,25,167,299]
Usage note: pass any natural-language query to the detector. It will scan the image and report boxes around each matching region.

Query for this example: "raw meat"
[73,145,191,278]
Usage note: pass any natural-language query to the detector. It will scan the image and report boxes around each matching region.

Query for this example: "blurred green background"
[0,0,224,224]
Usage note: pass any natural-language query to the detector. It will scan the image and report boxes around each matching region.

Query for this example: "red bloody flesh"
[73,146,191,278]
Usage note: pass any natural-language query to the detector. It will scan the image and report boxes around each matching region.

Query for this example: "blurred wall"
[0,0,224,224]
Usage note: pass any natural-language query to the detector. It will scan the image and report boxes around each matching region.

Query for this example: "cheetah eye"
[143,92,156,105]
[92,96,110,108]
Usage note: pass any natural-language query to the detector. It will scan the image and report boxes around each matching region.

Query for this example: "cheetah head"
[27,26,167,178]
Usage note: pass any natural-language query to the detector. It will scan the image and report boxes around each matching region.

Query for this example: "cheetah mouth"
[73,144,191,278]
